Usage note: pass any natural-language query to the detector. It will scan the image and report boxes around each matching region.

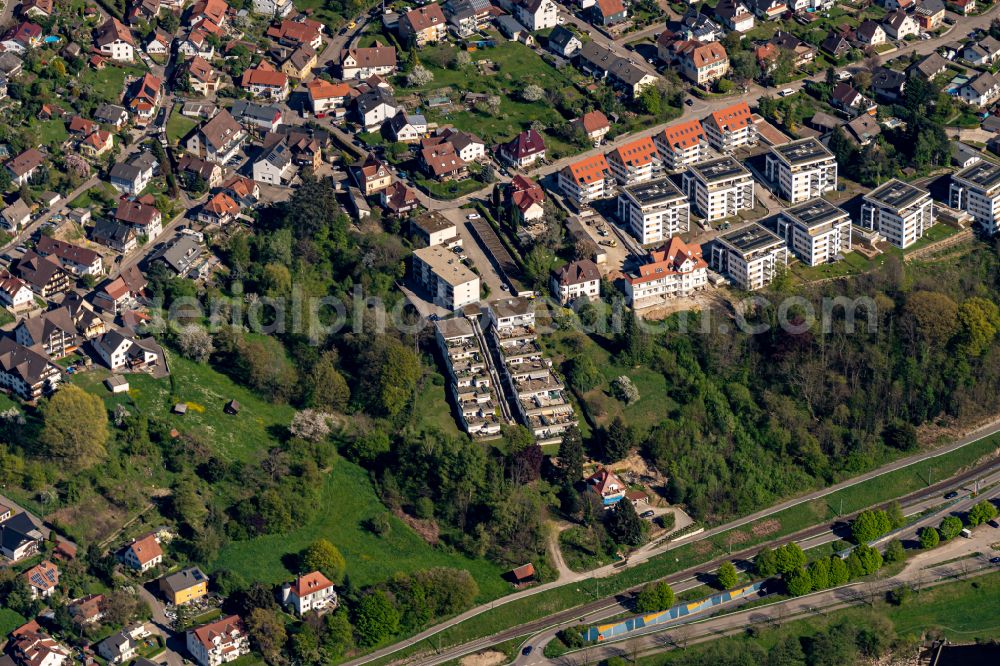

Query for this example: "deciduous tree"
[39,385,108,470]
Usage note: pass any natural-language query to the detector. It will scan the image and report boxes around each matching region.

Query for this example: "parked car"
[991,557,1000,564]
[945,491,959,499]
[641,510,655,518]
[779,88,795,97]
[466,213,480,220]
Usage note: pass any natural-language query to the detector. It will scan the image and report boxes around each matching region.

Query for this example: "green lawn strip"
[410,370,463,438]
[634,572,1000,664]
[211,460,509,596]
[71,355,296,463]
[0,609,27,637]
[166,107,199,145]
[415,176,484,200]
[356,432,1000,662]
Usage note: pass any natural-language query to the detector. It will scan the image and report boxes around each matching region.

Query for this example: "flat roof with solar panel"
[771,137,834,167]
[717,223,785,256]
[954,159,1000,191]
[688,155,749,184]
[782,198,851,233]
[623,178,685,205]
[864,178,930,211]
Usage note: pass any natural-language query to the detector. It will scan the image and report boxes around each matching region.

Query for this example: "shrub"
[612,375,640,404]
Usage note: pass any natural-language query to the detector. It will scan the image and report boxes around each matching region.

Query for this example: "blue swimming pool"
[43,35,60,43]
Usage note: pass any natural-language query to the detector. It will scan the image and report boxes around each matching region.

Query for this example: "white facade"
[860,179,934,248]
[617,179,690,246]
[765,138,838,204]
[515,0,559,30]
[776,199,852,266]
[412,245,480,310]
[251,0,294,16]
[681,157,755,221]
[950,160,1000,235]
[710,224,788,291]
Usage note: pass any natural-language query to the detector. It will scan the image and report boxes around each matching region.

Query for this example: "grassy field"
[166,107,198,146]
[70,355,296,462]
[80,64,146,105]
[540,328,675,435]
[410,370,463,438]
[30,118,69,149]
[396,40,587,158]
[68,182,118,210]
[0,609,26,637]
[211,460,509,598]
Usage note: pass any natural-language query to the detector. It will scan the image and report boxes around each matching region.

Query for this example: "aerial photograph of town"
[0,0,998,663]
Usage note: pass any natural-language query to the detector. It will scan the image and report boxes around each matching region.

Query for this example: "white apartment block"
[624,237,708,308]
[765,138,838,203]
[558,155,613,208]
[485,298,577,445]
[710,223,788,291]
[776,198,852,266]
[703,102,757,153]
[435,317,502,439]
[950,159,1000,235]
[860,178,934,249]
[605,137,661,186]
[654,119,707,171]
[617,178,690,246]
[682,156,755,221]
[412,245,480,310]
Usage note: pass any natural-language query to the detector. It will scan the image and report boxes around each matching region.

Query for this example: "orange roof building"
[624,236,707,306]
[122,533,162,572]
[281,571,337,616]
[558,154,612,206]
[704,101,757,152]
[605,136,660,185]
[654,118,707,170]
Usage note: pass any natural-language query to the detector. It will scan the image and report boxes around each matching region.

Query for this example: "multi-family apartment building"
[776,198,852,266]
[859,178,934,248]
[605,136,661,186]
[681,156,755,221]
[617,178,690,246]
[950,159,1000,235]
[485,298,577,445]
[623,236,707,308]
[186,616,249,666]
[558,154,613,208]
[653,119,707,171]
[703,101,757,152]
[765,137,838,203]
[412,245,480,310]
[710,223,788,291]
[434,317,503,439]
[550,259,601,305]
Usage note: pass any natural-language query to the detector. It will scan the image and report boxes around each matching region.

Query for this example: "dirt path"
[548,523,576,582]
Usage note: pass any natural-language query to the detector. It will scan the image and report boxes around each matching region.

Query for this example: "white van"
[779,88,795,97]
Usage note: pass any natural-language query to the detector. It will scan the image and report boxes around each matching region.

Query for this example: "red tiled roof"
[290,571,332,597]
[564,154,610,186]
[709,101,752,132]
[607,136,658,168]
[659,119,705,151]
[630,237,706,285]
[127,533,162,565]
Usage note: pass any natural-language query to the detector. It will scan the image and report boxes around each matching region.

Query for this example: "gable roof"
[290,571,333,598]
[0,337,58,386]
[198,110,243,150]
[563,154,610,185]
[7,149,44,177]
[403,3,447,31]
[190,615,245,649]
[36,236,100,267]
[307,79,350,101]
[95,18,134,46]
[126,533,161,565]
[659,118,705,150]
[574,110,610,134]
[501,129,545,159]
[708,101,752,132]
[607,136,659,168]
[553,259,600,286]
